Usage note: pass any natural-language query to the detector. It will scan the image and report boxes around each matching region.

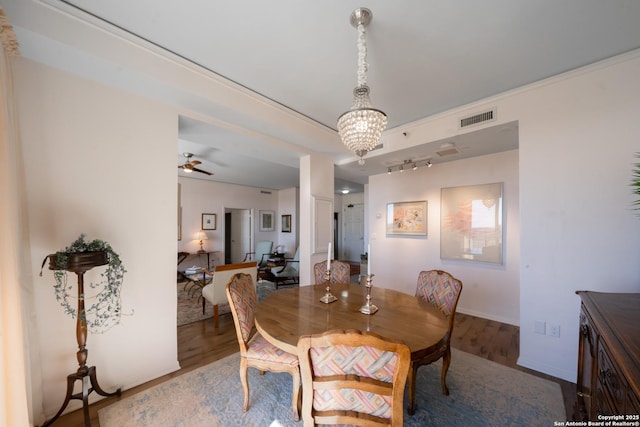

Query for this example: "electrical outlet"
[534,321,546,335]
[549,323,560,337]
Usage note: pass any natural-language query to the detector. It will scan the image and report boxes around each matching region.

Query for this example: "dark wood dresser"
[575,291,640,420]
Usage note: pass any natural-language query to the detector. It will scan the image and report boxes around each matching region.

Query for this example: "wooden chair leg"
[213,304,219,328]
[291,370,300,422]
[407,362,418,415]
[240,358,249,412]
[441,347,451,395]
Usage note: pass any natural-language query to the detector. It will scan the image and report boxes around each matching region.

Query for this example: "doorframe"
[223,207,253,264]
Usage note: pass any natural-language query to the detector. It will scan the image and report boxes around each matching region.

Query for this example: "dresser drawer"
[598,346,627,414]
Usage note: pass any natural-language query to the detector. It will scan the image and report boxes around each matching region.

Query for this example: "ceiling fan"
[178,152,213,176]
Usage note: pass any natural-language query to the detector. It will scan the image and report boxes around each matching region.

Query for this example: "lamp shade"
[196,231,208,241]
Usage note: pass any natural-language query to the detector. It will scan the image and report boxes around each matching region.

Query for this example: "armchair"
[269,247,299,288]
[242,240,273,271]
[201,261,257,328]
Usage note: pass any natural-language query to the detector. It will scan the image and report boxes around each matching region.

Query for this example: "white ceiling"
[5,0,640,192]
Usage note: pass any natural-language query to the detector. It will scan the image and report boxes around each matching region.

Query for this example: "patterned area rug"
[177,280,282,327]
[99,348,565,426]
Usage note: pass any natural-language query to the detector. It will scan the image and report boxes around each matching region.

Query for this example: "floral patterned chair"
[313,260,351,285]
[226,272,301,421]
[408,269,463,415]
[297,329,410,427]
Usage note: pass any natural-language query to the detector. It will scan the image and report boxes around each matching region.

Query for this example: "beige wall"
[369,149,520,325]
[16,58,180,417]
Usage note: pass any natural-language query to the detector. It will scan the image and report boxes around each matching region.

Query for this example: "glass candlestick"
[359,274,378,314]
[319,268,338,303]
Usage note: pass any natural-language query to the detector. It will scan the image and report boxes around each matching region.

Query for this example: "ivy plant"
[43,233,127,333]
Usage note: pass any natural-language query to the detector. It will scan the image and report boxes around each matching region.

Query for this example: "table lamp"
[195,231,208,253]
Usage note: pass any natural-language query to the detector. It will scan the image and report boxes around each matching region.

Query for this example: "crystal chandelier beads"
[338,8,387,165]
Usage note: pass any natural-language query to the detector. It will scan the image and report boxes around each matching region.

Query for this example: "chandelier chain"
[357,23,368,87]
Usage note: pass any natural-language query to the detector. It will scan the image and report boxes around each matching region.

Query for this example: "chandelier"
[337,8,388,166]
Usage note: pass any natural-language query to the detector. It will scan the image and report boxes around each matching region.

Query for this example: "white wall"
[277,187,299,257]
[514,52,640,381]
[16,58,180,417]
[177,176,285,267]
[368,150,520,325]
[368,50,640,382]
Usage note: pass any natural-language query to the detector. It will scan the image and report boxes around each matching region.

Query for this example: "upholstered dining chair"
[297,329,410,427]
[225,272,301,421]
[313,260,351,285]
[408,269,463,415]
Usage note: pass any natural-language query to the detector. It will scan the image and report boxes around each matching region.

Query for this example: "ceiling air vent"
[436,142,460,157]
[459,108,496,128]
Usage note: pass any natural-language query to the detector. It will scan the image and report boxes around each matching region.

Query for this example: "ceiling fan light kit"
[178,152,213,176]
[337,7,388,166]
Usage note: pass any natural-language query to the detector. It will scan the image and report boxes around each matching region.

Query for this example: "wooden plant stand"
[42,252,121,427]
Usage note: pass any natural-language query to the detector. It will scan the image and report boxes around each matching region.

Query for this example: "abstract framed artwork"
[440,182,503,264]
[259,210,275,231]
[202,213,217,230]
[386,200,428,236]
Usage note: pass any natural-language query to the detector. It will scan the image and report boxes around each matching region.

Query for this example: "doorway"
[342,203,364,262]
[224,208,252,264]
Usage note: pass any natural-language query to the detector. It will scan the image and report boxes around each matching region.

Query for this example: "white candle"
[367,244,371,275]
[327,242,332,270]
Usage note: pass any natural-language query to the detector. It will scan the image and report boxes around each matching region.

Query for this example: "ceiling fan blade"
[189,160,201,166]
[192,167,213,176]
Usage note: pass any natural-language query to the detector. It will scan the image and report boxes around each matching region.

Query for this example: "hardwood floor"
[52,312,576,426]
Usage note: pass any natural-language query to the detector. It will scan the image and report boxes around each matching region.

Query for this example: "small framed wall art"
[259,210,275,231]
[202,213,217,230]
[281,214,292,232]
[386,200,428,236]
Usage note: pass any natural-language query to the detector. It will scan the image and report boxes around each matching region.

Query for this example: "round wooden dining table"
[255,283,449,359]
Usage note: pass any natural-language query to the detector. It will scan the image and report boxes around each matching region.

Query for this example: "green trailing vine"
[42,234,128,333]
[633,153,640,216]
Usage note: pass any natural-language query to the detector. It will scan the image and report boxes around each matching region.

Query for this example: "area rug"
[99,348,565,426]
[177,280,280,327]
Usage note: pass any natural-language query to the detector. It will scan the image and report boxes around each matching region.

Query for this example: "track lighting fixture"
[385,158,434,174]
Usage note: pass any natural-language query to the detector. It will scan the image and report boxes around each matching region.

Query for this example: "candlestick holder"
[319,268,338,303]
[359,274,378,314]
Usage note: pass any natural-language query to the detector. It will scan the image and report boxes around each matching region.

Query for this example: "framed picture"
[259,210,275,231]
[281,214,292,232]
[386,201,428,236]
[440,182,503,264]
[202,213,217,230]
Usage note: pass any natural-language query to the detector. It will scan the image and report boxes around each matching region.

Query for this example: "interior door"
[226,208,252,264]
[342,203,364,262]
